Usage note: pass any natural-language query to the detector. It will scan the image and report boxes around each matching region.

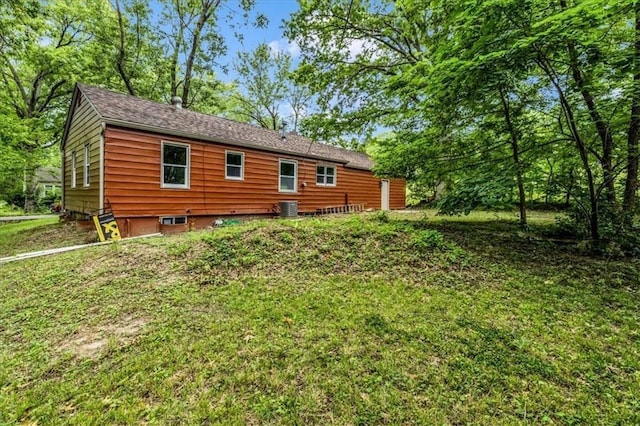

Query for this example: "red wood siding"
[103,126,405,217]
[390,178,406,210]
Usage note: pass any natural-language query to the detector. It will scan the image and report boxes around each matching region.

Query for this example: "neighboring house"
[33,166,61,198]
[61,83,405,237]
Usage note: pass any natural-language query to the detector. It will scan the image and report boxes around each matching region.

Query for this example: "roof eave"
[60,84,80,151]
[344,163,374,171]
[103,118,373,170]
[60,84,104,151]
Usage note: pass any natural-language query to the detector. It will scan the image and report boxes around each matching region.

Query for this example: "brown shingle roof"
[77,84,373,170]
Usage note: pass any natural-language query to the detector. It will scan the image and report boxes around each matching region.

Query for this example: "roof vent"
[280,120,287,140]
[171,96,182,110]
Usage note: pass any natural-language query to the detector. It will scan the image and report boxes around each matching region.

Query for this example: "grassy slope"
[0,218,96,257]
[0,212,638,424]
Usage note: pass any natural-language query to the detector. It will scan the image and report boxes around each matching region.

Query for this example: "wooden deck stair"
[316,203,366,215]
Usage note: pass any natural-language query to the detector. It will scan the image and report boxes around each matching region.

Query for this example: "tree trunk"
[498,85,527,225]
[535,52,599,240]
[545,158,554,206]
[181,0,220,108]
[115,0,136,96]
[624,0,640,216]
[560,0,616,207]
[169,0,184,98]
[565,168,574,208]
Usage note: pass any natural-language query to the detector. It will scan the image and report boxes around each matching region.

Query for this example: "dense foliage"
[286,0,640,243]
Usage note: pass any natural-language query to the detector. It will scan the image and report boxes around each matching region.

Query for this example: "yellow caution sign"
[93,212,122,242]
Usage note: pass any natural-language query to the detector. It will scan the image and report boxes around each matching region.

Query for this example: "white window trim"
[71,151,77,188]
[316,164,337,187]
[278,159,298,193]
[161,141,190,189]
[83,143,91,187]
[225,150,244,181]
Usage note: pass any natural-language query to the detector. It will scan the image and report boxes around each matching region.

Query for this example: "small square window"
[316,165,336,186]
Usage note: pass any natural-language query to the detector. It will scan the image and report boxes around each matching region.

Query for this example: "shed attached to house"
[61,83,406,237]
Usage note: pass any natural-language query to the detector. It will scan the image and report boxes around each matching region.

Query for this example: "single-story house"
[33,166,61,197]
[61,83,405,237]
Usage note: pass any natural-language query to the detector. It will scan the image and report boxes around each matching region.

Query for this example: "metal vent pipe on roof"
[171,96,182,110]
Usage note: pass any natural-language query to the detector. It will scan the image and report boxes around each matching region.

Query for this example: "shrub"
[409,229,446,251]
[374,210,390,223]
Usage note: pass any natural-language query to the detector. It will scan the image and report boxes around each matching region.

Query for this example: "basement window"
[316,165,336,186]
[225,151,244,180]
[160,216,187,225]
[162,141,190,189]
[279,159,297,192]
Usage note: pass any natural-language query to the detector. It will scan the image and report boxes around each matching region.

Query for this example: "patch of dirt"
[72,242,180,286]
[30,222,96,250]
[58,315,148,359]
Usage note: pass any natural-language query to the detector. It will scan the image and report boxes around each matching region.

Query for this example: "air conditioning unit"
[279,200,298,218]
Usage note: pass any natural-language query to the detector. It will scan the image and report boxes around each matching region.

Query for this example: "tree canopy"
[286,0,640,243]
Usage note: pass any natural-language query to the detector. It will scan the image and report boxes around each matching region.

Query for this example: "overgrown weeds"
[190,215,467,286]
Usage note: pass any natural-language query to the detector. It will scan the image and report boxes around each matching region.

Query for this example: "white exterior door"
[381,179,390,211]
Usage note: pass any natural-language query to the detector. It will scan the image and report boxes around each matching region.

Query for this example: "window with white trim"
[279,159,297,192]
[225,151,244,180]
[71,151,77,188]
[316,165,336,186]
[83,143,91,186]
[162,141,190,188]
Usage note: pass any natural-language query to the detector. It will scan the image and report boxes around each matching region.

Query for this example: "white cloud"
[268,39,301,58]
[610,88,623,100]
[345,38,381,61]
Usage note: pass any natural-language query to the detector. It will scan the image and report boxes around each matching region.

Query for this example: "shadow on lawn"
[396,218,640,291]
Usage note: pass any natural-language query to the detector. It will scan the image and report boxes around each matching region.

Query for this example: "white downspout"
[99,122,105,211]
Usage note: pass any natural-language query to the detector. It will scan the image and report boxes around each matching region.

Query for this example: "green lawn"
[1,212,638,424]
[0,201,25,217]
[0,218,97,257]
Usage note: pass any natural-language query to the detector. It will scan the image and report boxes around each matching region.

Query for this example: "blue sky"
[215,0,301,82]
[147,0,301,83]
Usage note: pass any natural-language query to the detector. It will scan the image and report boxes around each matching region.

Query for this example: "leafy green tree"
[0,0,250,207]
[157,0,267,109]
[0,0,112,207]
[286,0,640,242]
[88,0,169,99]
[232,43,312,131]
